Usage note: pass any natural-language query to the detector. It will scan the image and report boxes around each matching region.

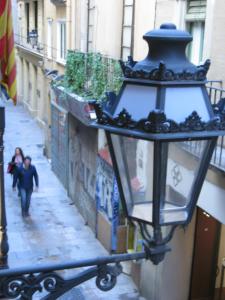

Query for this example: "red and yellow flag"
[0,0,16,104]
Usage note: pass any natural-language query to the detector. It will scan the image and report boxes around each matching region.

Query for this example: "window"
[34,1,38,32]
[47,19,53,58]
[185,0,206,64]
[57,21,67,62]
[25,3,30,43]
[186,22,205,64]
[186,0,206,21]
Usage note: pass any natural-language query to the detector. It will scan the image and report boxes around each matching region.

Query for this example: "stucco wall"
[133,0,186,61]
[140,217,196,300]
[93,0,123,58]
[206,0,225,84]
[133,0,156,61]
[68,114,98,232]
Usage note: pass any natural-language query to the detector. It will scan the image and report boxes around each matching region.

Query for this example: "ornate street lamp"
[92,23,225,264]
[1,23,225,300]
[28,29,38,48]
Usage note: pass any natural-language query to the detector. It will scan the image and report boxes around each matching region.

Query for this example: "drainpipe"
[0,91,9,269]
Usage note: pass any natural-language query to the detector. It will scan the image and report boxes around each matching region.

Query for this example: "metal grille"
[186,0,207,21]
[187,0,207,13]
[51,102,69,189]
[187,81,225,171]
[207,81,225,169]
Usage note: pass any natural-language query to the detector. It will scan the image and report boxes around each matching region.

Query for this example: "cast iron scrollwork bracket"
[0,263,123,300]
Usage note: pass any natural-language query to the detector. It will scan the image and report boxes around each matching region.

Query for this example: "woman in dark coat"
[11,147,25,196]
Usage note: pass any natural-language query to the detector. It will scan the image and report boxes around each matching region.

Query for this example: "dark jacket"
[11,154,25,164]
[10,155,24,175]
[13,165,39,190]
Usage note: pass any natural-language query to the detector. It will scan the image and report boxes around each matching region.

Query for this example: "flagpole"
[0,98,9,268]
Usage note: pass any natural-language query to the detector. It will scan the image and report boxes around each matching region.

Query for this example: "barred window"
[186,0,207,21]
[186,0,207,64]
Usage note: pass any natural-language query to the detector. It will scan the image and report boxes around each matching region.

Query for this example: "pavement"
[3,101,144,300]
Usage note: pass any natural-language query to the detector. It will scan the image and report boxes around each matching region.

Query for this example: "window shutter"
[186,0,207,21]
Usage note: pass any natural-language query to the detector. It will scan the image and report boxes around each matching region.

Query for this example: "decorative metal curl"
[42,274,65,292]
[1,272,65,299]
[96,264,122,292]
[0,263,124,299]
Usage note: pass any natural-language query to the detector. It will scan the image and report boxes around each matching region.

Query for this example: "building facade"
[16,0,73,156]
[15,1,225,300]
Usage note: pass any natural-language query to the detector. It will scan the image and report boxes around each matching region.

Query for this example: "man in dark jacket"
[13,156,39,217]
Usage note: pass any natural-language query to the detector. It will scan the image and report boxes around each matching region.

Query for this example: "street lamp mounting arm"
[0,252,147,300]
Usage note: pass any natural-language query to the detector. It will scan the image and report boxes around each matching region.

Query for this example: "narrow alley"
[3,101,142,300]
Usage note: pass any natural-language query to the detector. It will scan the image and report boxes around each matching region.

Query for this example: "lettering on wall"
[96,154,120,251]
[96,155,114,220]
[77,158,96,198]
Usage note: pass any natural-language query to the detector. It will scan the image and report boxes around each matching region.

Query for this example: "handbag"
[7,162,15,174]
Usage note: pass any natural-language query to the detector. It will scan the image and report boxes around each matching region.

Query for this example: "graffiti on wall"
[96,153,120,251]
[77,159,96,198]
[96,155,114,219]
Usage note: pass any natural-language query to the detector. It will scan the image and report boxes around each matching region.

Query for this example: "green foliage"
[65,51,86,95]
[63,51,123,101]
[90,53,108,99]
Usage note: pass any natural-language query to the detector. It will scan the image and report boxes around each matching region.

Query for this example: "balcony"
[15,31,44,58]
[50,0,66,5]
[187,81,225,172]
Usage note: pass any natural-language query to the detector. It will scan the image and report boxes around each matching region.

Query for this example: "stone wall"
[50,86,127,250]
[51,102,69,189]
[68,114,98,232]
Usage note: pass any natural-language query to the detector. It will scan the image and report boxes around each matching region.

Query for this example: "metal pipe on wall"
[0,99,8,268]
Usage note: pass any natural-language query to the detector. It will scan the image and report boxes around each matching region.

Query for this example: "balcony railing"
[208,81,225,170]
[187,80,225,171]
[15,33,44,56]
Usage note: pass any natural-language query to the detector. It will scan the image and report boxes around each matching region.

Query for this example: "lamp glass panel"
[160,140,208,224]
[111,134,154,223]
[114,84,157,121]
[164,87,210,123]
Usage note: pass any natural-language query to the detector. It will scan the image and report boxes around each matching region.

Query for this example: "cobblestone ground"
[3,102,145,300]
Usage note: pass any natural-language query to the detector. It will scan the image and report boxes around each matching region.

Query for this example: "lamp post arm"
[0,252,147,300]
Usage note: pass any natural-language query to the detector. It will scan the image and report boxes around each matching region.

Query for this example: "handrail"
[206,86,225,92]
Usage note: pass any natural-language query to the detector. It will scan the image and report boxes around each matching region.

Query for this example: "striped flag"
[0,0,17,104]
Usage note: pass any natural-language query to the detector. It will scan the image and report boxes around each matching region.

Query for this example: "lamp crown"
[120,23,210,82]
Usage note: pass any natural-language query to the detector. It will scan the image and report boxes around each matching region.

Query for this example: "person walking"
[9,147,25,196]
[12,156,39,217]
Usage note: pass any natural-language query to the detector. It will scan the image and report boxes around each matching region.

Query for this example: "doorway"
[190,208,221,300]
